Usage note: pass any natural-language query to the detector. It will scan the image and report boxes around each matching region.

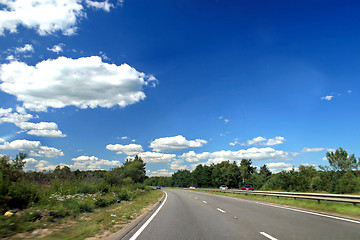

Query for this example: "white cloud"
[235,136,286,146]
[170,159,187,170]
[347,90,352,94]
[24,155,121,171]
[0,138,5,143]
[85,0,114,12]
[150,135,207,152]
[265,136,286,146]
[180,147,292,165]
[47,43,65,53]
[0,56,157,111]
[15,44,34,53]
[17,122,58,130]
[301,147,326,153]
[266,162,294,173]
[0,139,63,157]
[71,155,121,170]
[0,0,85,35]
[121,136,128,139]
[0,108,33,124]
[24,158,58,171]
[146,169,173,177]
[321,95,334,101]
[246,136,267,145]
[6,55,16,61]
[0,108,66,137]
[106,143,143,155]
[27,129,66,137]
[16,106,27,114]
[138,152,176,163]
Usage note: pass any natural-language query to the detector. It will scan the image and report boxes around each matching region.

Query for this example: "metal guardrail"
[197,188,360,205]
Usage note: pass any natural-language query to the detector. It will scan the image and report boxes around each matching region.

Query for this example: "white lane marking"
[217,208,226,213]
[260,232,278,240]
[129,191,168,240]
[196,191,360,224]
[203,201,207,204]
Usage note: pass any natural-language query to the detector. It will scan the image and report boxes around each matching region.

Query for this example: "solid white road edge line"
[260,232,278,240]
[196,191,360,224]
[217,208,226,213]
[129,191,168,240]
[245,199,360,225]
[203,201,207,204]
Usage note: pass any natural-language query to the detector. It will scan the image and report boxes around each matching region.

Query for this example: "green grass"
[4,190,163,240]
[196,190,360,218]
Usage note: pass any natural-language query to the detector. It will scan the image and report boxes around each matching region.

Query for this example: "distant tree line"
[145,148,360,194]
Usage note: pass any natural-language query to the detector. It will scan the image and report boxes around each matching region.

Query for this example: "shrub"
[7,181,40,209]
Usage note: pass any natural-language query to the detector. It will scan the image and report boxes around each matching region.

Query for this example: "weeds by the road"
[2,189,163,239]
[197,190,360,218]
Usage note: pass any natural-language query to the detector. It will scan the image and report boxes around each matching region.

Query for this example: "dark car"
[241,185,254,191]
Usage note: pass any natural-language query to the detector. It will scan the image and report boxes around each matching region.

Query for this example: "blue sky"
[0,0,359,176]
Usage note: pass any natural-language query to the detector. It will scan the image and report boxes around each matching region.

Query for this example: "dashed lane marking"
[260,232,278,240]
[217,208,226,213]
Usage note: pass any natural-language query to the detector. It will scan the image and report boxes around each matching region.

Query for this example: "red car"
[241,185,254,191]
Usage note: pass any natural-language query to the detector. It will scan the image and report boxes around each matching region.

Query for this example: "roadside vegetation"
[145,148,360,194]
[0,154,162,239]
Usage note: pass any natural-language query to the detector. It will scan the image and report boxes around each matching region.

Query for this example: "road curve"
[124,189,359,240]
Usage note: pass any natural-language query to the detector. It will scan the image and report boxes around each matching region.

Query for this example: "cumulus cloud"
[24,155,121,171]
[321,95,334,101]
[138,152,176,163]
[27,129,66,137]
[0,107,33,124]
[0,56,157,111]
[47,43,65,53]
[170,159,187,170]
[71,155,121,170]
[0,108,66,137]
[85,0,114,11]
[146,169,173,177]
[231,136,286,146]
[179,147,291,164]
[106,143,143,155]
[301,147,326,153]
[150,135,207,152]
[0,139,64,157]
[24,158,58,171]
[266,162,294,173]
[0,0,85,35]
[15,44,34,53]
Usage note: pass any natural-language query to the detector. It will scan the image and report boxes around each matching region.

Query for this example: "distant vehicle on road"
[189,186,196,189]
[219,185,228,190]
[241,185,254,191]
[156,186,161,189]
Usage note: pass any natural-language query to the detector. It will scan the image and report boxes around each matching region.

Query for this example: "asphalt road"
[124,189,360,240]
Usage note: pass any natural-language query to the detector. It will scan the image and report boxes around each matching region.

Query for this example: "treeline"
[145,148,360,194]
[0,154,148,212]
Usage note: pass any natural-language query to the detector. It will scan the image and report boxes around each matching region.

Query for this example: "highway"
[123,189,360,240]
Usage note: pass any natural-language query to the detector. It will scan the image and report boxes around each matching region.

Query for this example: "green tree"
[239,159,254,185]
[326,147,359,171]
[192,164,212,188]
[172,170,192,187]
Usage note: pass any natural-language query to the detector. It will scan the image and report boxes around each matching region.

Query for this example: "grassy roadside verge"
[5,190,163,240]
[195,190,360,219]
